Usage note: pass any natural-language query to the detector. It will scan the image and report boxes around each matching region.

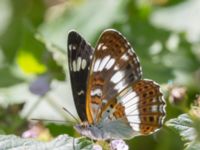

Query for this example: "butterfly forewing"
[68,31,94,121]
[86,29,142,123]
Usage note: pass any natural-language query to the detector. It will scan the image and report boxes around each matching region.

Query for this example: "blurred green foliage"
[0,104,27,135]
[0,0,200,149]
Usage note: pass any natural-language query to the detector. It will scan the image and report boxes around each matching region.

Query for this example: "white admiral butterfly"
[68,29,166,140]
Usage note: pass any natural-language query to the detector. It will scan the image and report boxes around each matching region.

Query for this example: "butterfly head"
[74,122,104,140]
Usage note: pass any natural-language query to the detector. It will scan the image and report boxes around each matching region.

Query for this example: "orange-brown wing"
[86,29,142,123]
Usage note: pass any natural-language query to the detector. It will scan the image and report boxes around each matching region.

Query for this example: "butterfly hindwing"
[127,80,165,134]
[68,31,94,121]
[101,79,165,137]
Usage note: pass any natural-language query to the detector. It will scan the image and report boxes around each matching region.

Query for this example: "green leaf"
[0,0,45,63]
[0,67,23,87]
[0,104,27,135]
[0,134,93,150]
[166,114,197,142]
[166,114,200,150]
[186,141,200,150]
[38,0,126,52]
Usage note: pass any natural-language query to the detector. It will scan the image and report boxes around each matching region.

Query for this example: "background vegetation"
[0,0,200,149]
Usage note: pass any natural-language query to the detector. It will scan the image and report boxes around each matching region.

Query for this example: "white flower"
[93,144,102,150]
[110,139,129,150]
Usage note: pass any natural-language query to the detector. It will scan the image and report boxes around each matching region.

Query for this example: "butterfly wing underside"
[68,31,94,121]
[86,29,165,138]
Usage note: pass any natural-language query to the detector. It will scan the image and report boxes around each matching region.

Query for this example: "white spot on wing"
[121,53,129,61]
[68,44,72,51]
[102,99,107,104]
[121,91,137,104]
[77,57,81,71]
[128,48,134,56]
[98,55,111,71]
[102,45,107,50]
[123,95,140,118]
[127,115,141,124]
[78,90,84,95]
[124,96,139,108]
[130,123,140,131]
[72,60,76,72]
[91,88,102,97]
[93,59,101,72]
[114,65,119,70]
[111,71,125,84]
[126,110,141,132]
[114,81,123,90]
[81,59,87,70]
[151,105,158,112]
[105,58,115,70]
[72,45,76,50]
[152,98,157,103]
[125,105,139,115]
[97,43,103,50]
[114,80,127,91]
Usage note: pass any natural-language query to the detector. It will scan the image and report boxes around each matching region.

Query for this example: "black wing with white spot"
[67,31,94,121]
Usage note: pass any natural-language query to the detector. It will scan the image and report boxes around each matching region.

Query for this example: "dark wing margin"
[67,30,94,121]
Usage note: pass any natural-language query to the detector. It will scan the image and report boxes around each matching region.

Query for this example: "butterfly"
[67,29,166,140]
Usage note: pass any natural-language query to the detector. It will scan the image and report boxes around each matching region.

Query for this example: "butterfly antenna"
[62,107,80,123]
[30,118,75,125]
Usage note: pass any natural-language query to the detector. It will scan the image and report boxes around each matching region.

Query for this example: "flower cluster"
[92,140,129,150]
[110,140,129,150]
